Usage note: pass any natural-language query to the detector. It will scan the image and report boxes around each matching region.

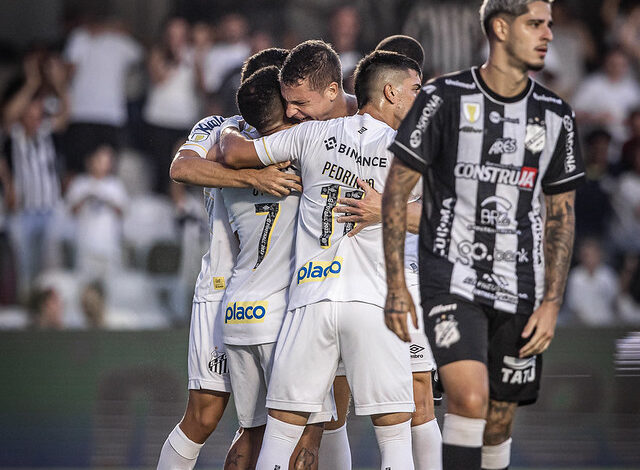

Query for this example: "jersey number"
[254,202,280,269]
[320,184,363,248]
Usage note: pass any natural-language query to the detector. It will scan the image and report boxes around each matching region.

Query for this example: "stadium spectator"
[142,16,201,194]
[615,4,640,67]
[63,14,143,173]
[566,238,619,326]
[29,286,64,330]
[619,108,640,174]
[328,5,363,93]
[1,52,68,301]
[572,47,640,153]
[618,254,640,325]
[66,144,128,279]
[80,281,106,328]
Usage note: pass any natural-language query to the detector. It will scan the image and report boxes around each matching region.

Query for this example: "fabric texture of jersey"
[178,115,239,303]
[254,113,418,311]
[220,169,300,345]
[390,68,585,315]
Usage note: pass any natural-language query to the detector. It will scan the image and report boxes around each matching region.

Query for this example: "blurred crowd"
[0,0,639,330]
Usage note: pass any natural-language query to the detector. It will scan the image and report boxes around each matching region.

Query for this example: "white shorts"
[226,343,276,428]
[267,301,414,416]
[187,301,232,392]
[408,283,437,373]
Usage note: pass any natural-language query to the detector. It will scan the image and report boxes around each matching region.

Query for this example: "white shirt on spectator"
[203,42,250,93]
[566,265,619,326]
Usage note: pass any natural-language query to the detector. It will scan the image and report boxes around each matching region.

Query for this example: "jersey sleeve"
[253,121,315,166]
[178,115,226,158]
[541,107,585,195]
[388,84,444,174]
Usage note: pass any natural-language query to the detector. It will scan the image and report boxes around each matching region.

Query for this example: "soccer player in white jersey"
[156,49,301,470]
[219,50,424,470]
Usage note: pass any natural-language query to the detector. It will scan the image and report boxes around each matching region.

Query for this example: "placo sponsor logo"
[488,137,517,155]
[454,163,537,189]
[501,355,536,384]
[297,257,343,284]
[225,301,268,324]
[445,78,476,90]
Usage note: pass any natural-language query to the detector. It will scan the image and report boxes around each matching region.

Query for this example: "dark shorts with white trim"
[422,294,542,406]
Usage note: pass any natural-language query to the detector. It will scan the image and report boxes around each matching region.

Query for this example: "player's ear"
[325,82,339,101]
[383,83,396,104]
[492,15,510,42]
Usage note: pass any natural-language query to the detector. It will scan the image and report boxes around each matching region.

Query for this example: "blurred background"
[0,0,639,468]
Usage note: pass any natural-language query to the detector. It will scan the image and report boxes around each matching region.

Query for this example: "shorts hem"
[308,410,337,424]
[265,398,324,413]
[188,378,231,393]
[411,362,437,373]
[353,401,415,416]
[238,415,268,428]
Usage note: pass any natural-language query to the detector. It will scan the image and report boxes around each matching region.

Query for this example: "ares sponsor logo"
[225,301,268,324]
[525,123,546,153]
[533,92,562,105]
[454,162,537,189]
[501,355,536,384]
[489,111,520,124]
[434,197,455,256]
[434,314,461,348]
[410,344,425,358]
[445,78,476,90]
[208,347,228,375]
[456,240,529,266]
[297,257,343,284]
[428,303,458,317]
[563,115,577,172]
[414,94,444,133]
[488,137,517,155]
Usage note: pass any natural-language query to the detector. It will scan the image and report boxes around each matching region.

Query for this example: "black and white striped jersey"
[389,67,585,315]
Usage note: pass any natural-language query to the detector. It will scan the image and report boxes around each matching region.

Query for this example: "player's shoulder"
[424,68,478,98]
[187,115,226,142]
[530,80,574,115]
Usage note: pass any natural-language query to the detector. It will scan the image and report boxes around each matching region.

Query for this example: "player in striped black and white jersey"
[220,50,424,470]
[383,1,585,469]
[156,49,300,470]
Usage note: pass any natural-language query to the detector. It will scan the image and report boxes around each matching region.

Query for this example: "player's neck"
[479,54,530,99]
[329,92,358,119]
[359,104,396,129]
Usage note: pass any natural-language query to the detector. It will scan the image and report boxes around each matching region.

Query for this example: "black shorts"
[422,294,542,406]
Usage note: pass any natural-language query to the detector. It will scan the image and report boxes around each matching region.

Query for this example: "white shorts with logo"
[188,301,231,392]
[267,300,414,416]
[407,282,437,373]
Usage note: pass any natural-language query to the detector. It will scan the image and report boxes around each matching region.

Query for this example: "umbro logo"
[358,126,367,134]
[324,136,337,150]
[409,344,425,355]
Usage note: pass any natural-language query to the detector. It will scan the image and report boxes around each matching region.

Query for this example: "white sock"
[318,424,352,470]
[412,418,442,470]
[442,413,485,447]
[482,438,511,470]
[255,415,305,470]
[156,425,204,470]
[373,420,415,470]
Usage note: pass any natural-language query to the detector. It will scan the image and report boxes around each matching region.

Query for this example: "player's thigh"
[188,301,231,393]
[267,303,340,413]
[487,310,542,406]
[227,343,276,428]
[338,301,414,416]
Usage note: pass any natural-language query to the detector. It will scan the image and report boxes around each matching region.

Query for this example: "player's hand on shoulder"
[384,286,416,342]
[334,178,382,237]
[253,161,302,197]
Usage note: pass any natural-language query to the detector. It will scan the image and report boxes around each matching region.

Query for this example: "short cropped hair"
[240,47,289,83]
[480,0,554,36]
[375,35,425,71]
[279,40,343,91]
[353,51,421,109]
[236,66,284,132]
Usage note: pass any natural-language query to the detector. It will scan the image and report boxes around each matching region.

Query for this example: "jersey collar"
[471,66,533,104]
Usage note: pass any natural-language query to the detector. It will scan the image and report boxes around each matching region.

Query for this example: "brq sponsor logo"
[225,301,268,324]
[501,355,536,384]
[454,162,537,190]
[480,195,513,227]
[297,257,343,284]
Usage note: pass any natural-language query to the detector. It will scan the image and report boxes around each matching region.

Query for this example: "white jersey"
[221,172,300,345]
[254,113,418,311]
[179,115,239,302]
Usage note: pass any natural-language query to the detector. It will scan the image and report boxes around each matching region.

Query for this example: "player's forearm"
[406,201,422,234]
[170,153,258,188]
[219,128,261,169]
[543,190,576,305]
[383,159,421,288]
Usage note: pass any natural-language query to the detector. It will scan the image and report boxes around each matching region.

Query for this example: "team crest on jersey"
[208,347,228,375]
[524,122,546,153]
[434,313,461,348]
[463,102,481,123]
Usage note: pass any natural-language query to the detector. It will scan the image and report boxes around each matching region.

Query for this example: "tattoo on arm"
[543,190,576,304]
[382,159,421,288]
[292,447,316,470]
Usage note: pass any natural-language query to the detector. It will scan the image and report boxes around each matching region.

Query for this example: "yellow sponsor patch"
[224,301,268,324]
[213,277,226,290]
[296,257,343,284]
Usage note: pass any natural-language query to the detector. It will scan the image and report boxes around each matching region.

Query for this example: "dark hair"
[279,40,342,91]
[479,0,554,37]
[353,51,421,109]
[236,66,285,132]
[375,35,425,71]
[241,47,289,83]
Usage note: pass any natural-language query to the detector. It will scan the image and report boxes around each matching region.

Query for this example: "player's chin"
[527,60,546,72]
